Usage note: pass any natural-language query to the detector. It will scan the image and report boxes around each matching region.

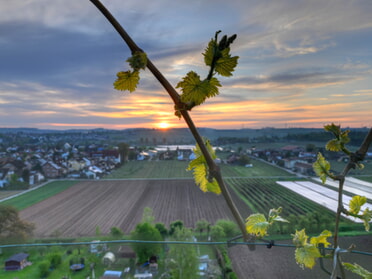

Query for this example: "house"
[68,159,86,172]
[28,171,45,185]
[100,270,123,278]
[42,161,64,178]
[5,253,31,271]
[283,158,307,170]
[294,161,314,175]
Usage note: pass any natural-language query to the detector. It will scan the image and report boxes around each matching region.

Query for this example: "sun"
[157,122,170,129]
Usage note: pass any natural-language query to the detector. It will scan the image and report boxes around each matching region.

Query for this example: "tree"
[168,227,199,279]
[195,219,210,238]
[130,207,162,262]
[237,154,250,166]
[215,219,239,238]
[155,222,168,238]
[110,226,124,239]
[141,207,155,224]
[117,142,129,163]
[21,168,30,184]
[306,143,317,152]
[130,222,162,263]
[169,220,184,236]
[0,204,34,244]
[38,260,50,278]
[210,224,226,241]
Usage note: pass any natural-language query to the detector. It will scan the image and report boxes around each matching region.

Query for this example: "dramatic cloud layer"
[0,0,371,130]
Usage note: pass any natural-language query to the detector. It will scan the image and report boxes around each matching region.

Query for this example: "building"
[5,253,30,271]
[42,161,64,178]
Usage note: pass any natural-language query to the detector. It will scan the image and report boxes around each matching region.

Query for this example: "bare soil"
[228,235,372,279]
[20,179,250,238]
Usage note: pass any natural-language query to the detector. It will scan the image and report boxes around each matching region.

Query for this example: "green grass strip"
[1,180,78,210]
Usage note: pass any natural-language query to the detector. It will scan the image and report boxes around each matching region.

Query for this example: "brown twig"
[331,128,372,278]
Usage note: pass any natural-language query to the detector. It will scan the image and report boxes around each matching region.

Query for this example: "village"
[0,128,343,189]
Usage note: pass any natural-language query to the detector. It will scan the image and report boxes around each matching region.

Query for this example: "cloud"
[0,0,371,130]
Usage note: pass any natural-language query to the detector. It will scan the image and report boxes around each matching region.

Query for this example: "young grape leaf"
[177,71,221,106]
[309,230,332,248]
[203,39,217,67]
[176,71,205,105]
[127,51,148,71]
[313,152,332,184]
[187,139,220,194]
[292,229,329,269]
[324,123,341,134]
[203,35,239,77]
[214,48,239,77]
[326,139,342,152]
[357,162,365,170]
[349,195,367,215]
[343,263,372,279]
[292,229,308,247]
[245,213,270,237]
[324,123,350,152]
[268,207,289,223]
[114,70,140,92]
[295,244,321,269]
[246,207,288,237]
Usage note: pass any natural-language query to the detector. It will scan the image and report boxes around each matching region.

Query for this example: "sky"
[0,0,371,130]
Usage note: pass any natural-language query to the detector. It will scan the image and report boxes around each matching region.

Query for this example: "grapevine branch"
[333,128,372,248]
[329,127,372,279]
[90,0,251,243]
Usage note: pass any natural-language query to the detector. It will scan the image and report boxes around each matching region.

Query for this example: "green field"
[106,158,293,179]
[106,160,192,179]
[1,181,78,210]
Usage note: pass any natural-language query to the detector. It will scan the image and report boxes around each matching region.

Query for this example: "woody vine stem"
[89,0,250,243]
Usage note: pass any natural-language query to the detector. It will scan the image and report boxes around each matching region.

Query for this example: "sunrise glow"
[157,122,170,129]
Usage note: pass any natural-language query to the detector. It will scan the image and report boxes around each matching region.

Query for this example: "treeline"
[214,130,369,146]
[286,130,369,146]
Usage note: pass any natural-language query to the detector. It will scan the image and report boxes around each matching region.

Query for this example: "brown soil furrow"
[20,179,251,238]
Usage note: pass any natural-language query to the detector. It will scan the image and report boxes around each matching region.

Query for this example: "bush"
[49,253,62,269]
[110,226,124,238]
[38,260,50,278]
[155,222,168,238]
[215,219,239,238]
[210,225,226,240]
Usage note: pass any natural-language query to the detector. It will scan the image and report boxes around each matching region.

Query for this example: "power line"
[1,239,372,257]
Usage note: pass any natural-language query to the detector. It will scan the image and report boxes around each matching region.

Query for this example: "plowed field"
[20,179,251,238]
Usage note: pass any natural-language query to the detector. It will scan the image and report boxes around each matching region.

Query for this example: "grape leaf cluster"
[114,51,148,92]
[245,207,288,237]
[187,139,220,194]
[175,31,239,117]
[292,229,332,269]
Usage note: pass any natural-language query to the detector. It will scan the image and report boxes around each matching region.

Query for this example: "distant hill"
[0,127,369,145]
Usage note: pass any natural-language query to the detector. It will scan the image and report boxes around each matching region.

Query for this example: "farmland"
[8,159,368,237]
[226,177,337,217]
[2,159,371,279]
[277,180,372,221]
[106,158,293,179]
[19,179,251,238]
